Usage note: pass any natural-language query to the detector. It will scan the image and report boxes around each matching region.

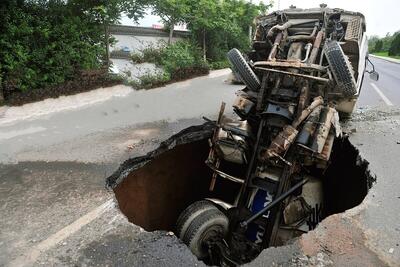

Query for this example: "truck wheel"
[176,200,217,239]
[324,41,357,97]
[227,48,261,91]
[182,209,229,259]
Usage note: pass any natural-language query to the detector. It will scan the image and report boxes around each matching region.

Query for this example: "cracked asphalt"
[1,59,400,266]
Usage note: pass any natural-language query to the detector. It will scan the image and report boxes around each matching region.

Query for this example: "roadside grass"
[373,51,400,60]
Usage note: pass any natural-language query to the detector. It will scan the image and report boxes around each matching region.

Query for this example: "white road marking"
[0,126,46,141]
[371,83,393,106]
[9,199,114,267]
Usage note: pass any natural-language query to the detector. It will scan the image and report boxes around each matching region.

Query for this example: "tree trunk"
[203,29,206,61]
[168,25,174,45]
[105,23,110,69]
[0,88,4,104]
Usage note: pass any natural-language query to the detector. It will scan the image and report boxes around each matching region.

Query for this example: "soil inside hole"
[107,123,375,263]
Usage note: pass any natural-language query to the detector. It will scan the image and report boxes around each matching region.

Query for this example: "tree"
[382,32,395,51]
[368,35,379,52]
[186,0,269,61]
[150,0,190,44]
[389,33,400,56]
[0,0,150,95]
[374,39,383,52]
[70,0,150,67]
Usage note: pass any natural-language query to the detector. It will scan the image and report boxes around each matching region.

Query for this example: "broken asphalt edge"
[106,122,215,189]
[105,120,393,266]
[249,134,395,266]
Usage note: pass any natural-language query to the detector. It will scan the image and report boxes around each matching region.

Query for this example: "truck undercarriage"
[106,5,379,267]
[174,5,378,266]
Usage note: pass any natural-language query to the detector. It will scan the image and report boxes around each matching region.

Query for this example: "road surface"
[0,58,399,266]
[357,56,400,107]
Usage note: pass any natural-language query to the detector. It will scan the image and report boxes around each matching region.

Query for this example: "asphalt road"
[0,57,397,164]
[0,69,239,266]
[357,56,400,107]
[0,69,240,164]
[0,59,400,266]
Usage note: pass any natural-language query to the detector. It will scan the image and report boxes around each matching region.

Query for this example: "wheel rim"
[197,225,225,258]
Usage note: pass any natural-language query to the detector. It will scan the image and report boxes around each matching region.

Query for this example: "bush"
[131,53,145,64]
[139,72,170,89]
[142,46,164,65]
[0,1,104,94]
[128,40,210,89]
[131,44,165,64]
[160,40,208,75]
[209,61,230,70]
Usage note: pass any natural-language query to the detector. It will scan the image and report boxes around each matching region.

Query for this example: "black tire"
[227,48,261,91]
[324,41,357,97]
[182,208,229,259]
[176,200,217,239]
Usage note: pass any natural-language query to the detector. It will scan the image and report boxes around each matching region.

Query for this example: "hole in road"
[109,132,375,265]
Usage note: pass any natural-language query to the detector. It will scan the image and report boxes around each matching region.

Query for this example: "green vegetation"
[0,0,270,101]
[150,0,189,44]
[147,0,269,56]
[130,0,270,88]
[1,1,100,92]
[130,40,209,89]
[369,31,400,59]
[372,51,400,60]
[186,0,270,62]
[125,72,170,89]
[131,45,165,64]
[0,0,148,102]
[160,41,207,77]
[138,72,170,88]
[389,34,400,57]
[209,61,231,70]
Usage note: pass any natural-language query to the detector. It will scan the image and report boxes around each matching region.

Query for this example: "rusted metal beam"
[255,67,330,83]
[206,162,244,184]
[292,96,324,128]
[261,97,324,161]
[268,32,283,61]
[310,107,335,153]
[254,61,326,72]
[308,30,325,64]
[296,81,310,118]
[208,102,226,191]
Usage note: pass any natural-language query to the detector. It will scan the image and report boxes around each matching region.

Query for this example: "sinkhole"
[106,122,375,264]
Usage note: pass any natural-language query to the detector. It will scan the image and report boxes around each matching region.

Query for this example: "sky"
[121,0,400,37]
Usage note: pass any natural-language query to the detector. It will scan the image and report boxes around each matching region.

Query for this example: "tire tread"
[324,41,357,97]
[227,48,261,91]
[176,200,216,239]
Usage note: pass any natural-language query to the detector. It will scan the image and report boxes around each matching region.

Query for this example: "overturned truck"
[108,5,378,266]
